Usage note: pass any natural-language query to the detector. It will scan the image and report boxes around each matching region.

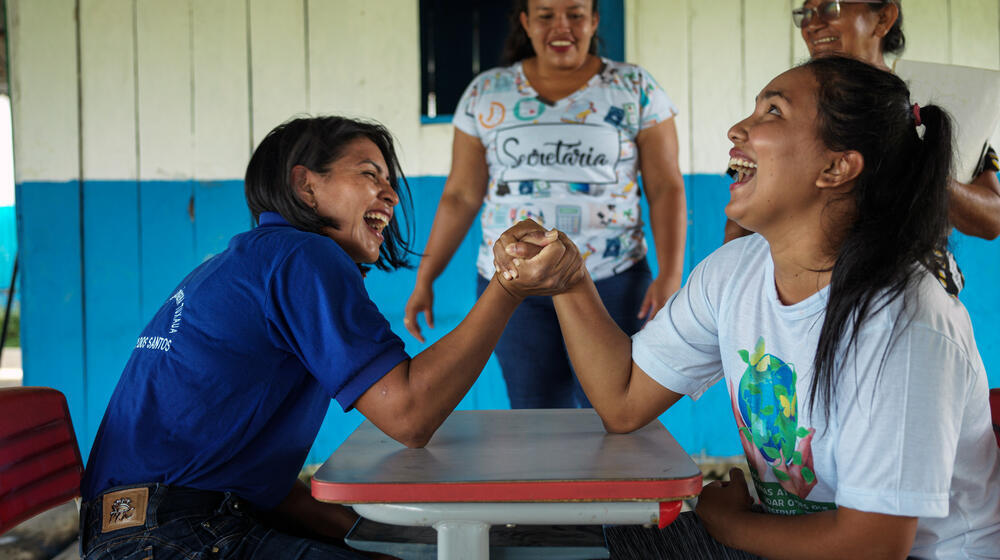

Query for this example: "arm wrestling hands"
[492,220,586,297]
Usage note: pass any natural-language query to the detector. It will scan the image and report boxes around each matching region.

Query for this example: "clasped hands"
[492,220,586,299]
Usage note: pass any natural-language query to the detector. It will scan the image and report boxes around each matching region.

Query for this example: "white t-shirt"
[452,58,678,281]
[633,234,1000,558]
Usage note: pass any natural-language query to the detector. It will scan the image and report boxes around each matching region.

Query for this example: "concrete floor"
[0,501,78,560]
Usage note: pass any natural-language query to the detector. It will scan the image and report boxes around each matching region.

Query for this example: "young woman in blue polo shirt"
[79,116,583,560]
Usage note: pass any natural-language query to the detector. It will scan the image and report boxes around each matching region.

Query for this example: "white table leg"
[434,520,489,560]
[353,502,666,560]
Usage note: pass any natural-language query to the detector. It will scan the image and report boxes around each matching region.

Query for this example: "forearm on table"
[368,277,520,447]
[948,172,1000,240]
[552,278,640,425]
[714,508,916,560]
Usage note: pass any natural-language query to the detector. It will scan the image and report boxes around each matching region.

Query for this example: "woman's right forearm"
[552,279,635,416]
[416,191,484,286]
[553,277,684,432]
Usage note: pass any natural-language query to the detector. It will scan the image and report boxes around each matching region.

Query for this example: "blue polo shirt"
[82,212,409,508]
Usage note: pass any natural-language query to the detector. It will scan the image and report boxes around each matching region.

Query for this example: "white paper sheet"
[894,59,1000,182]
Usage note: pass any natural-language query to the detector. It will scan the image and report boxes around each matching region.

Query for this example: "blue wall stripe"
[194,180,254,265]
[17,173,1000,466]
[82,181,143,446]
[0,206,19,298]
[139,181,199,321]
[16,181,87,446]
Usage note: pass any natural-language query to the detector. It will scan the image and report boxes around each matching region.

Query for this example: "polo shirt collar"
[258,212,291,227]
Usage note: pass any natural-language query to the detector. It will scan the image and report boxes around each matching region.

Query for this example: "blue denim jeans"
[477,259,652,409]
[80,484,365,560]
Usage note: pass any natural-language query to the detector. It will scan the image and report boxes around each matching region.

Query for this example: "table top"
[312,409,702,504]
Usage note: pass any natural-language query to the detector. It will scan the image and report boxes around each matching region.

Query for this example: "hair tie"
[912,103,922,127]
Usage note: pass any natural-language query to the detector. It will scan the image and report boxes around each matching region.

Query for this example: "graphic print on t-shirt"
[734,337,834,515]
[494,123,621,184]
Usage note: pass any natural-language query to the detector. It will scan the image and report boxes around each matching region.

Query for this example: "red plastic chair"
[991,388,1000,448]
[0,386,84,535]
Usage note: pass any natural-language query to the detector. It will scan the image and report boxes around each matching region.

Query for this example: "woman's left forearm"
[647,179,686,287]
[705,507,916,560]
[635,118,687,290]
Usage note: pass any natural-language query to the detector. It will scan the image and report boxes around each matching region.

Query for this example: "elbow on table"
[599,412,649,435]
[384,425,433,449]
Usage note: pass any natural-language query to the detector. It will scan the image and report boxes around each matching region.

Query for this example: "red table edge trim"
[311,475,703,504]
[658,500,682,529]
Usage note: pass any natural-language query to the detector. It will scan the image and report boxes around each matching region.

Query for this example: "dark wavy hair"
[870,0,905,55]
[501,0,600,65]
[805,56,951,418]
[244,115,415,272]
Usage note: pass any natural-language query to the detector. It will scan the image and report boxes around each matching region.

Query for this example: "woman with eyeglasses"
[725,0,1000,284]
[403,0,687,410]
[499,56,1000,559]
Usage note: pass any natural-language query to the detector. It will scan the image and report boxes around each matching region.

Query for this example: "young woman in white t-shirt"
[495,56,1000,558]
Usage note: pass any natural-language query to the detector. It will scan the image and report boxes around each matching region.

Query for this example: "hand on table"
[491,220,585,299]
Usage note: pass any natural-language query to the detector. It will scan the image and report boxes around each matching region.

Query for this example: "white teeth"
[728,157,757,183]
[363,212,389,232]
[728,157,757,170]
[550,40,572,46]
[814,36,837,44]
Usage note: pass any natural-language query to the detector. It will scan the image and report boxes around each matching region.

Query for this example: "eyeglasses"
[792,1,886,28]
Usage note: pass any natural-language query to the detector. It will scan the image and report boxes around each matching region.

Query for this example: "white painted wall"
[10,0,1000,183]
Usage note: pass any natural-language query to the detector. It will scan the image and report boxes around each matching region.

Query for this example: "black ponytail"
[805,56,952,419]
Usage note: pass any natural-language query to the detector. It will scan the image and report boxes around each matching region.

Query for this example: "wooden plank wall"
[8,0,1000,460]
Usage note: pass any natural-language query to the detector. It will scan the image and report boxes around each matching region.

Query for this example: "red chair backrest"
[0,387,84,535]
[991,388,1000,448]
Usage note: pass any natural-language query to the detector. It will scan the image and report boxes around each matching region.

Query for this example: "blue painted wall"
[17,172,1000,465]
[0,207,18,301]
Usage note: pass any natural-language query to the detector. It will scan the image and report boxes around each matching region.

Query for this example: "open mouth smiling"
[363,211,390,238]
[728,156,758,184]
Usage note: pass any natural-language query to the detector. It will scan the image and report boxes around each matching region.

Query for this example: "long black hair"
[500,0,601,65]
[244,115,415,272]
[870,0,905,55]
[805,56,951,418]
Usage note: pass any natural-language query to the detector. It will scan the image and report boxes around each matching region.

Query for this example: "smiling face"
[725,67,836,239]
[519,0,598,71]
[295,137,399,264]
[799,1,893,66]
